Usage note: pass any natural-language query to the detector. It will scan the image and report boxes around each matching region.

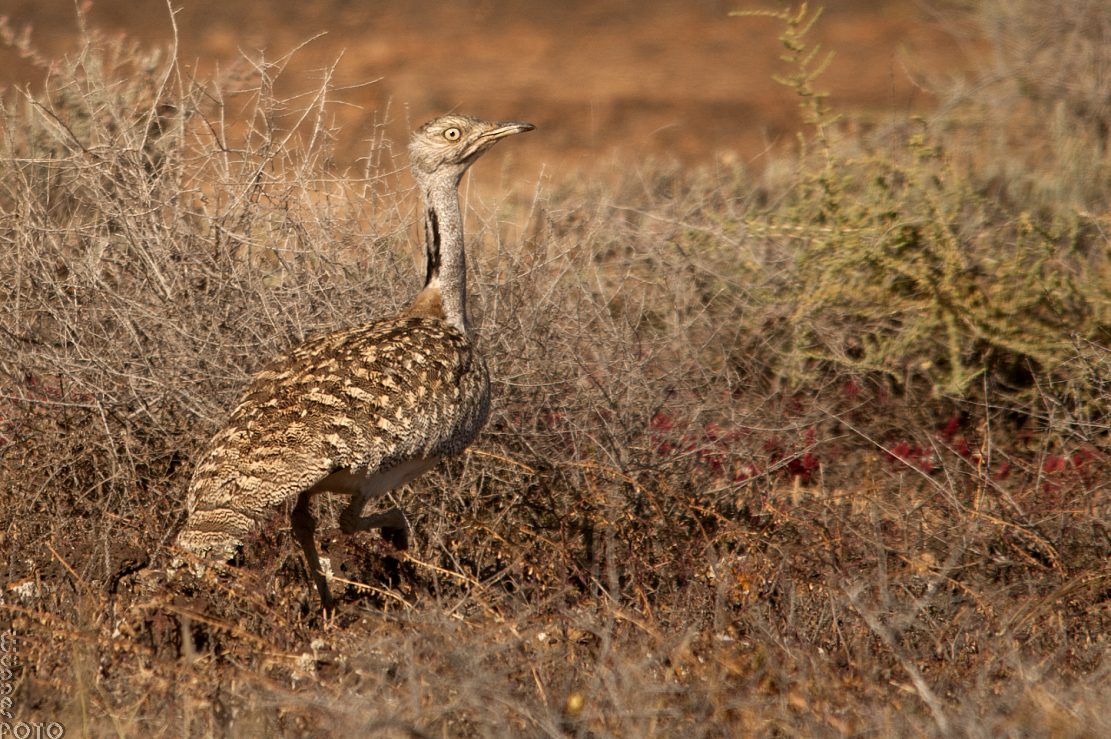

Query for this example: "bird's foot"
[380,525,409,551]
[375,507,410,551]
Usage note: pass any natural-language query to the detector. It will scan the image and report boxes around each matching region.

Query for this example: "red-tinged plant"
[939,415,962,441]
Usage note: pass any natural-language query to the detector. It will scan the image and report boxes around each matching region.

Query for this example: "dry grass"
[1,4,1110,737]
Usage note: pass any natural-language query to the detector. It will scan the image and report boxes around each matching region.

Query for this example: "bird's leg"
[339,495,410,551]
[291,491,335,614]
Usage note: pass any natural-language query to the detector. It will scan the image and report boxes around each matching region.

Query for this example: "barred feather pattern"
[176,315,490,558]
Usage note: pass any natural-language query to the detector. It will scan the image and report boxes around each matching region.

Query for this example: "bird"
[175,114,534,613]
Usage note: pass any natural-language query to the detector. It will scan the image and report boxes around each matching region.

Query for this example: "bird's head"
[409,114,534,188]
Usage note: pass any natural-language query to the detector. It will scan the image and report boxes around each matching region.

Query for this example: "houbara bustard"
[175,114,534,613]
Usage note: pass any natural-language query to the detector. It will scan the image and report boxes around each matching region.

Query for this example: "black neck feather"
[424,207,441,286]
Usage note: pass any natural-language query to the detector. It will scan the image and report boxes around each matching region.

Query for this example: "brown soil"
[1,0,971,182]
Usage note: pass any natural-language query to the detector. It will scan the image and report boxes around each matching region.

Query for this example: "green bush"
[723,3,1111,408]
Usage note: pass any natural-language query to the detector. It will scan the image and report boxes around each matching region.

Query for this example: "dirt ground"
[0,0,972,184]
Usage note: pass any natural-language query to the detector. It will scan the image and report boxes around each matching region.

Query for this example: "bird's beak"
[459,121,535,165]
[481,121,536,142]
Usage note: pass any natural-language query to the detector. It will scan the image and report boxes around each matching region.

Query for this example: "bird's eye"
[443,127,462,141]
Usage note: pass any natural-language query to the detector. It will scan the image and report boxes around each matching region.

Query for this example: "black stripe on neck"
[424,207,441,286]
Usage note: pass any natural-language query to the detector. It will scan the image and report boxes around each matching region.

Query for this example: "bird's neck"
[415,177,469,334]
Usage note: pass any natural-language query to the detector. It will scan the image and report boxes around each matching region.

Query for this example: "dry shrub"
[0,7,1110,739]
[933,0,1111,213]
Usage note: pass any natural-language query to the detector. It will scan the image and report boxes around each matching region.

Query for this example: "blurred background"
[0,0,969,182]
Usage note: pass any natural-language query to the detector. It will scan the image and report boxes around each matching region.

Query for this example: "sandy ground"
[0,0,975,184]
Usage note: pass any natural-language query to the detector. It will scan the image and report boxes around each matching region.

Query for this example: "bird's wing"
[181,316,489,547]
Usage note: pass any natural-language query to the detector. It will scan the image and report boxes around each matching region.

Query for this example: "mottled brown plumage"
[176,114,533,612]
